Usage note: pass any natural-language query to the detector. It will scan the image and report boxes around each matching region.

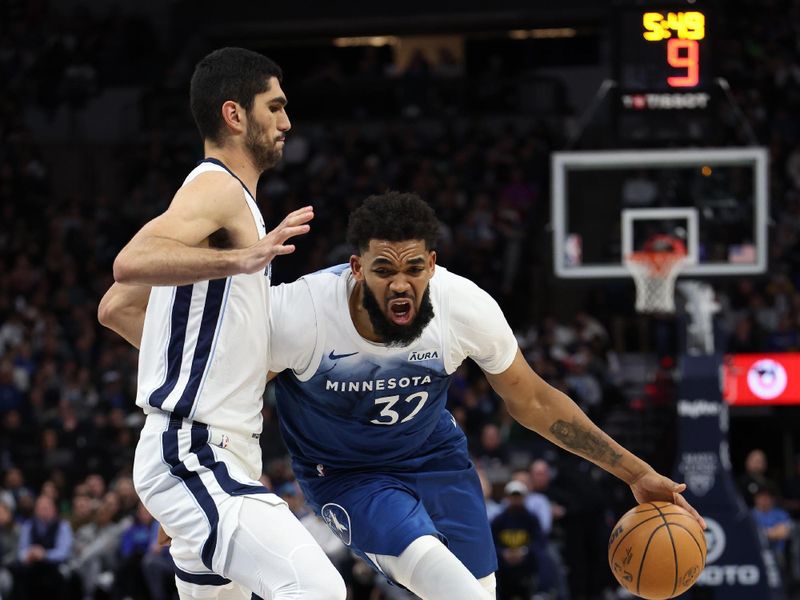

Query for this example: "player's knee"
[270,545,345,600]
[296,553,346,600]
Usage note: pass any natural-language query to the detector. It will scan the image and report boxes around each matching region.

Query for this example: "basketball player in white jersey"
[98,48,345,600]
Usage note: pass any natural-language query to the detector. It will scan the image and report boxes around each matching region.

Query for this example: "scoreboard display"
[614,4,713,109]
[618,7,710,92]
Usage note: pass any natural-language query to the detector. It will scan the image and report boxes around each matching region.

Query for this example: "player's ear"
[220,100,245,135]
[350,255,364,281]
[428,250,437,273]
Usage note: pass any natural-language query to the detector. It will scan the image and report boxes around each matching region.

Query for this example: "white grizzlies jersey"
[269,265,518,476]
[136,160,269,435]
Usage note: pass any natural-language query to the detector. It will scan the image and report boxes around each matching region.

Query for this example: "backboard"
[552,147,768,278]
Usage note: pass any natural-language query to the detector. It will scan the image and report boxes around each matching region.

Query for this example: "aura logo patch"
[321,503,352,545]
[747,359,788,400]
[408,349,440,362]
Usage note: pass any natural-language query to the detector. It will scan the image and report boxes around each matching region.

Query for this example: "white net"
[625,252,689,313]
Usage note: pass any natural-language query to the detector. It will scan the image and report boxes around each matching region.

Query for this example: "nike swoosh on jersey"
[328,350,359,360]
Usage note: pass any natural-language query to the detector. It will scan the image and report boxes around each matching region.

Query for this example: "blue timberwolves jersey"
[270,265,518,478]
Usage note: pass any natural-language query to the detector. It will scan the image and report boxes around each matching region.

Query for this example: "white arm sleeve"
[268,280,318,375]
[445,273,518,375]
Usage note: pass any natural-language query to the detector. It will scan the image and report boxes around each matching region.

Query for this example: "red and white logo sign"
[724,354,800,406]
[746,359,788,400]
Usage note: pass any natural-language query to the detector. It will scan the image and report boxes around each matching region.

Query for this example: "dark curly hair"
[190,47,283,145]
[347,192,440,253]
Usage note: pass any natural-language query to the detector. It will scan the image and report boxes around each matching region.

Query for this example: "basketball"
[608,502,707,599]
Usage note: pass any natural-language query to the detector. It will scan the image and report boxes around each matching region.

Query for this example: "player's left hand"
[630,469,707,530]
[157,525,172,547]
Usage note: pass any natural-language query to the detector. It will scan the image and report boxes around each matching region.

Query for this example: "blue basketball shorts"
[297,460,498,580]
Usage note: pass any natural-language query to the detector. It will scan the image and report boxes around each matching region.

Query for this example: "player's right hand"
[237,206,314,274]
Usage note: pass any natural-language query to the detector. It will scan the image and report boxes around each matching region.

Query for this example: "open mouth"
[388,298,414,325]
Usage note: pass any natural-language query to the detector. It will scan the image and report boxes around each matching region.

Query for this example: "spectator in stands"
[525,460,563,535]
[492,480,544,600]
[474,423,511,476]
[140,523,174,600]
[111,475,139,519]
[574,311,609,345]
[564,350,603,415]
[68,486,95,533]
[782,455,800,593]
[525,460,570,599]
[739,449,778,507]
[66,490,131,599]
[13,493,72,599]
[1,469,33,517]
[783,455,800,518]
[478,465,503,523]
[727,315,762,353]
[0,500,19,600]
[752,485,793,574]
[84,473,106,502]
[547,456,611,600]
[767,314,800,351]
[116,502,158,600]
[459,378,498,440]
[0,361,22,416]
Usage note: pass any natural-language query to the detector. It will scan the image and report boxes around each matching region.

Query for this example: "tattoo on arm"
[549,418,623,467]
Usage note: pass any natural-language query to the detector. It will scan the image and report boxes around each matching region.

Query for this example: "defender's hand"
[237,206,314,274]
[157,525,172,547]
[630,469,707,530]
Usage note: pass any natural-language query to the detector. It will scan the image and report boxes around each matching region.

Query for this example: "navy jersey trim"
[162,415,220,570]
[190,422,269,496]
[201,158,255,199]
[173,278,228,417]
[148,285,193,409]
[174,566,230,586]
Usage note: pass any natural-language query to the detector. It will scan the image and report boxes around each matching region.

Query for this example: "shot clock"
[617,6,711,99]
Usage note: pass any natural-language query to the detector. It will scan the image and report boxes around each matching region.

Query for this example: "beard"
[362,284,435,347]
[245,118,282,172]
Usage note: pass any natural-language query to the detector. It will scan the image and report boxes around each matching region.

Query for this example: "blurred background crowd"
[2,0,800,599]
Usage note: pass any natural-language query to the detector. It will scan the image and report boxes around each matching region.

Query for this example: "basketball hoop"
[625,237,689,314]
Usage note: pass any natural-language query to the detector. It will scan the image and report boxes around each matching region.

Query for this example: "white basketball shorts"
[133,411,283,584]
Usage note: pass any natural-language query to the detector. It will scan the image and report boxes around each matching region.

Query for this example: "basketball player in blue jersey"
[266,192,706,599]
[98,48,345,600]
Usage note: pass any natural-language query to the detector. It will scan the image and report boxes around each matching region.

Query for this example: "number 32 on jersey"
[371,392,429,425]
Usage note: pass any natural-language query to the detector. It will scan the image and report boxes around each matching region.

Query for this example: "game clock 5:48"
[617,6,710,93]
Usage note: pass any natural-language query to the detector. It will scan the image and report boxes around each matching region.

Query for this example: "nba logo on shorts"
[321,503,352,546]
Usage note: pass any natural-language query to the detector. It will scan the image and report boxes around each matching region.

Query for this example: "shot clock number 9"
[642,11,705,88]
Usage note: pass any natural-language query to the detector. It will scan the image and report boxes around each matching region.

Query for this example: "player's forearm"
[98,283,150,349]
[107,308,145,349]
[508,387,651,485]
[113,236,243,285]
